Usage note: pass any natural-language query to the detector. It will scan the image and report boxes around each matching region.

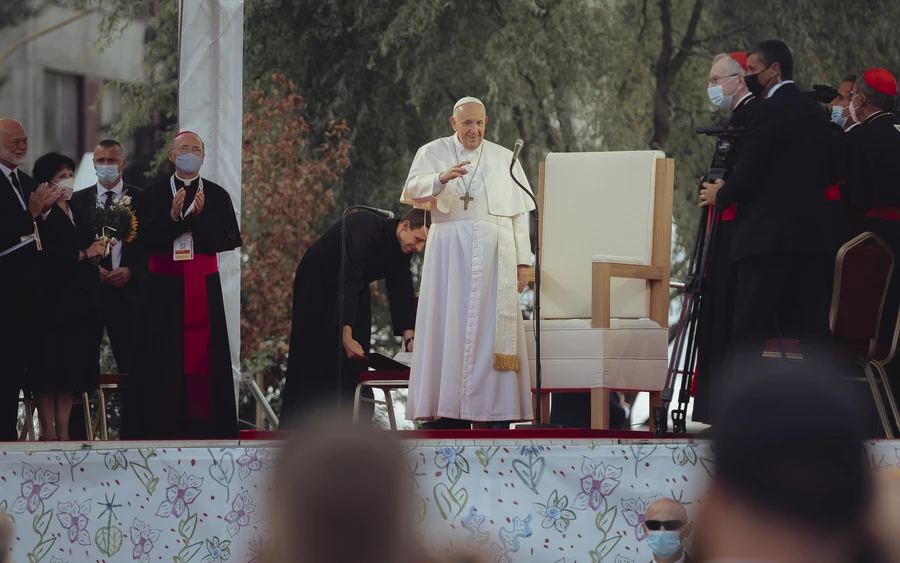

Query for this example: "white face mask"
[848,94,861,124]
[55,178,75,200]
[707,75,739,110]
[831,105,849,129]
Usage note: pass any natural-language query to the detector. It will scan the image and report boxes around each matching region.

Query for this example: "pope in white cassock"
[401,97,536,426]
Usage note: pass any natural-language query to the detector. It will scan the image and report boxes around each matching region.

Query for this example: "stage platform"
[1,435,896,563]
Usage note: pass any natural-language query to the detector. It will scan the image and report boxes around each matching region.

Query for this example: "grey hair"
[712,53,746,76]
[854,75,897,111]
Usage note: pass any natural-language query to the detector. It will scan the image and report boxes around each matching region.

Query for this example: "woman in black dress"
[30,153,109,440]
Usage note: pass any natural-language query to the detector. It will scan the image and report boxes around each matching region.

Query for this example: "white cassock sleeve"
[512,212,531,266]
[402,146,446,205]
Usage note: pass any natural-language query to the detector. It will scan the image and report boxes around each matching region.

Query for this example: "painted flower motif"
[12,463,60,514]
[56,500,92,545]
[129,518,160,563]
[519,445,545,457]
[621,496,657,541]
[236,449,272,481]
[460,506,490,547]
[615,555,635,563]
[51,557,69,563]
[102,451,128,471]
[573,457,622,511]
[534,489,577,532]
[155,470,202,518]
[203,537,232,562]
[225,491,261,538]
[246,536,269,563]
[434,447,470,482]
[667,444,698,466]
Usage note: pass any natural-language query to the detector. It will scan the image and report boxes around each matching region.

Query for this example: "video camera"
[805,84,839,104]
[696,125,746,183]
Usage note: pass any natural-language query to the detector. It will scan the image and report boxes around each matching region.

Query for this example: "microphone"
[356,205,394,219]
[511,139,524,166]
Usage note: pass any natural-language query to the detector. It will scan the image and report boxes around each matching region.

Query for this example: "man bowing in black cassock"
[122,131,242,440]
[280,208,429,426]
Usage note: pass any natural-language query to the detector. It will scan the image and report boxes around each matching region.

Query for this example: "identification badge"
[173,232,194,261]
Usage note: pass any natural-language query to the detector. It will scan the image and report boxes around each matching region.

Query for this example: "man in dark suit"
[0,118,61,441]
[70,139,148,374]
[699,40,834,380]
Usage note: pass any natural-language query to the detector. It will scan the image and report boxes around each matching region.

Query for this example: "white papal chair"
[526,151,674,430]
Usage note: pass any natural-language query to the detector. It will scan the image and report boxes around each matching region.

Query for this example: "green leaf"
[33,509,52,536]
[96,526,125,556]
[596,505,618,536]
[432,482,467,521]
[591,536,622,561]
[32,537,55,561]
[180,541,203,562]
[179,514,198,541]
[147,477,159,495]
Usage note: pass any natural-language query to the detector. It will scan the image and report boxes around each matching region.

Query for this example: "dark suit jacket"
[70,183,149,286]
[716,83,834,262]
[0,168,39,262]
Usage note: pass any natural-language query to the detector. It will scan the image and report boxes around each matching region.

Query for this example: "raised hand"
[438,161,471,185]
[191,190,205,216]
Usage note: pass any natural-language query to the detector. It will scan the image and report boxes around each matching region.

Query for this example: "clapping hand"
[170,188,186,220]
[28,183,62,218]
[438,161,471,185]
[191,190,205,216]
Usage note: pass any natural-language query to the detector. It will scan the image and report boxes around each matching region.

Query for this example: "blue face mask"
[175,152,203,175]
[831,105,848,129]
[647,530,682,559]
[95,165,120,185]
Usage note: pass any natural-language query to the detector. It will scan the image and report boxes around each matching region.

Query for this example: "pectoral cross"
[460,191,474,210]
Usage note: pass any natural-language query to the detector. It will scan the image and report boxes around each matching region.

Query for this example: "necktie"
[10,171,25,207]
[101,191,115,270]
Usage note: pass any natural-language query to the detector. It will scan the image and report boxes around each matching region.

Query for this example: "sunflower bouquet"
[89,194,138,264]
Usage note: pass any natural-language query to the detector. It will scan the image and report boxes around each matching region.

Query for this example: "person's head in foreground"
[0,513,12,563]
[697,368,871,563]
[642,498,693,563]
[270,409,413,563]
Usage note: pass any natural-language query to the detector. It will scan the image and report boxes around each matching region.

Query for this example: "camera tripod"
[653,126,743,437]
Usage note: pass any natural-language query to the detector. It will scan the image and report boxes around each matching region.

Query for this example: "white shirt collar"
[766,80,794,98]
[97,178,124,200]
[845,121,861,132]
[175,173,201,186]
[0,161,18,181]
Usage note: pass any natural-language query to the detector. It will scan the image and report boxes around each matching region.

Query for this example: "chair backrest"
[831,232,894,357]
[540,151,667,319]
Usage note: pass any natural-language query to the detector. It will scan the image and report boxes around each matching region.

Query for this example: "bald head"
[0,118,28,169]
[646,498,688,522]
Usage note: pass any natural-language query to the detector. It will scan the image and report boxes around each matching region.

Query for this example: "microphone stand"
[510,161,559,428]
[337,205,394,411]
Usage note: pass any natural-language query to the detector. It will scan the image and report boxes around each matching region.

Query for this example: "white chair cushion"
[524,319,668,391]
[542,151,665,319]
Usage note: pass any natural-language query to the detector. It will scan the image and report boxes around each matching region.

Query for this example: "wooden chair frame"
[531,157,675,430]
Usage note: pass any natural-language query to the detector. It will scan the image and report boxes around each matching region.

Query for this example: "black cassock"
[121,175,242,440]
[280,211,416,426]
[692,94,759,424]
[841,111,900,348]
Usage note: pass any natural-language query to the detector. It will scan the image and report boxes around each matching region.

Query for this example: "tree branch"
[637,0,649,42]
[668,0,704,85]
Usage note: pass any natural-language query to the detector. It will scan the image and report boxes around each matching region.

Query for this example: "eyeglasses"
[173,145,204,156]
[708,74,739,86]
[645,520,685,531]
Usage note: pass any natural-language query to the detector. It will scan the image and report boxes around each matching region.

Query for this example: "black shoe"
[419,418,472,430]
[486,421,514,429]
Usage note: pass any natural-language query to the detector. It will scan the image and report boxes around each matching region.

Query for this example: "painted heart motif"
[512,457,545,493]
[433,482,468,521]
